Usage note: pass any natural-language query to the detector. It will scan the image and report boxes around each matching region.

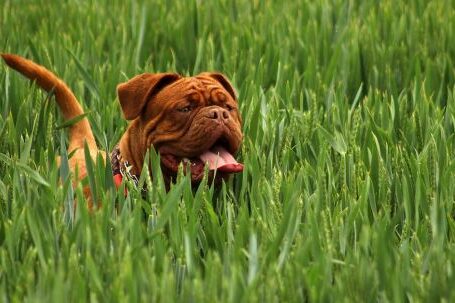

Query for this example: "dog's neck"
[116,125,172,190]
[118,121,146,176]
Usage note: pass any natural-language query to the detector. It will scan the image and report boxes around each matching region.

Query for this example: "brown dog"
[1,54,243,195]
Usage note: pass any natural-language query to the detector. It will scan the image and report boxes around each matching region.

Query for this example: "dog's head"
[117,72,243,184]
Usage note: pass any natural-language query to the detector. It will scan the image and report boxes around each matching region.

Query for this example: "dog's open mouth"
[160,138,243,181]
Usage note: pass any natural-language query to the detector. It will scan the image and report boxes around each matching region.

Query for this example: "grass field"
[1,0,455,301]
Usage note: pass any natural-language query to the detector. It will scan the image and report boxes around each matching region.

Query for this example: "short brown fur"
[1,54,243,199]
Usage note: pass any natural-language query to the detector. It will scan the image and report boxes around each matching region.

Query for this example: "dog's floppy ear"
[201,72,237,101]
[117,73,181,120]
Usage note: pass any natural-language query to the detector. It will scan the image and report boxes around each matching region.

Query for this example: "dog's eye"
[226,104,234,111]
[178,106,191,113]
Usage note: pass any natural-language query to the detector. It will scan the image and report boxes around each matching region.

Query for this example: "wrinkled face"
[118,72,243,183]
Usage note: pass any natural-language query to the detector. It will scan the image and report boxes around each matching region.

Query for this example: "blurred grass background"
[1,0,455,301]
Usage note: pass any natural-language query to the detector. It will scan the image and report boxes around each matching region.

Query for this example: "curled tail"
[1,53,97,152]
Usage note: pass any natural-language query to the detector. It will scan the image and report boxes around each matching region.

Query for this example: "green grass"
[1,0,455,301]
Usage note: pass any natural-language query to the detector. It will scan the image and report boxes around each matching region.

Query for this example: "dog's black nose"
[207,107,230,122]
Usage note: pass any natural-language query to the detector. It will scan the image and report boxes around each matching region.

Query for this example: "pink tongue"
[199,145,244,173]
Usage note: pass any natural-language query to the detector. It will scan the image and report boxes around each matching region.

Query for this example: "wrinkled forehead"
[156,75,234,105]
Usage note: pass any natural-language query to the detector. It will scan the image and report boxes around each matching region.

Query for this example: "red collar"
[113,173,123,189]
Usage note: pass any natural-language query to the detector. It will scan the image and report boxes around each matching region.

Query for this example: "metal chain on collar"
[111,144,148,195]
[111,144,139,186]
[119,157,139,187]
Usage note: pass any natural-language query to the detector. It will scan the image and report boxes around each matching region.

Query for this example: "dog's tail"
[1,53,97,152]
